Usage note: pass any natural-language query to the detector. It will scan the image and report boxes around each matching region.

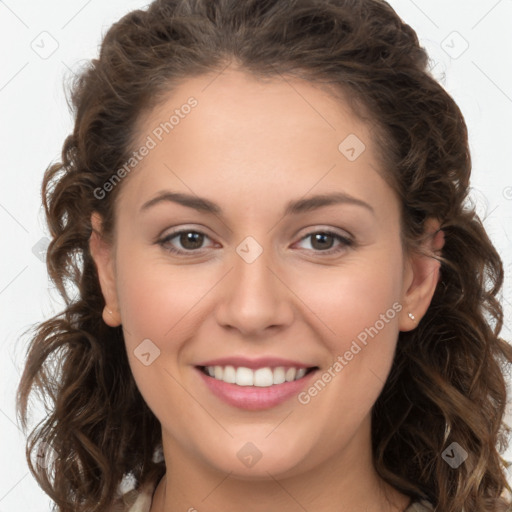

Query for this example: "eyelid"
[155,224,213,242]
[294,224,354,241]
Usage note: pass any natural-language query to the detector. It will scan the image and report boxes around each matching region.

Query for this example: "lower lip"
[196,367,318,411]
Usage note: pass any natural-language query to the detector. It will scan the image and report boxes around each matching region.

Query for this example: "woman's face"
[91,68,437,479]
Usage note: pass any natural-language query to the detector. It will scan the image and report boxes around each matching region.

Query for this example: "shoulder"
[405,495,512,512]
[405,499,435,512]
[109,472,160,512]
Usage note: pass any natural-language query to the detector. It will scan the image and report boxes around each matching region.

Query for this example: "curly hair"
[16,0,512,511]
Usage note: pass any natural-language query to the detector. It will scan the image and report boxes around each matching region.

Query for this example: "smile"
[195,363,320,410]
[199,365,317,387]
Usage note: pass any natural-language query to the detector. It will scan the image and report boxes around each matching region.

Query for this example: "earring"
[102,305,121,327]
[408,312,415,321]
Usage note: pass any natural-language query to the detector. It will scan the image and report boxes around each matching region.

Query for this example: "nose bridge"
[215,234,293,334]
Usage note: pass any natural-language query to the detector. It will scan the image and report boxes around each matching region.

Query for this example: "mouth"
[197,365,319,387]
[195,364,320,410]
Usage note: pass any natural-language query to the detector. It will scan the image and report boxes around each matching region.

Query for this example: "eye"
[295,230,354,255]
[157,228,354,256]
[158,229,214,254]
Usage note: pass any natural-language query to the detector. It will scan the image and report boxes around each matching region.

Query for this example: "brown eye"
[296,230,354,254]
[310,232,335,250]
[177,232,205,250]
[159,230,211,254]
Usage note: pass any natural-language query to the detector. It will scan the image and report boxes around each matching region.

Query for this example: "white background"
[1,0,511,509]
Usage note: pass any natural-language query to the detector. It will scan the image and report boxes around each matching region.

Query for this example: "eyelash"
[157,228,354,256]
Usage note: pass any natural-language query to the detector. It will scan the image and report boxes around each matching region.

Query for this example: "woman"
[16,0,512,511]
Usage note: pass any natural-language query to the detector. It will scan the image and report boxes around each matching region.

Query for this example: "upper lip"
[195,356,317,370]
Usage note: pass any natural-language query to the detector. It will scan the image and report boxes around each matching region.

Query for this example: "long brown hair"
[16,0,512,511]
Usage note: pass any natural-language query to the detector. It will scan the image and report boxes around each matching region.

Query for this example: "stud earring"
[408,312,415,321]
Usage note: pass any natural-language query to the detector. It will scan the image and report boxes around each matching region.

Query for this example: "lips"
[194,356,319,410]
[195,356,315,370]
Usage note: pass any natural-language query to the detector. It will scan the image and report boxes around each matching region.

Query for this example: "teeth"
[254,368,273,387]
[204,365,311,387]
[296,368,307,379]
[236,367,253,386]
[273,366,286,384]
[285,367,297,382]
[223,365,236,384]
[214,366,223,380]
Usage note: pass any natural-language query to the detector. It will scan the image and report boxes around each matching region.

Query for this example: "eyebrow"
[140,190,375,216]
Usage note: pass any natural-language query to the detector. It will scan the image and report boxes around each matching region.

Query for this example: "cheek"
[113,249,211,429]
[114,246,217,343]
[291,251,404,413]
[294,251,403,346]
[290,257,404,437]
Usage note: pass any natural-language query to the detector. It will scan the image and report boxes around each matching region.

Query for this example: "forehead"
[116,68,395,219]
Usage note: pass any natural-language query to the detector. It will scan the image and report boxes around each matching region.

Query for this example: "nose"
[214,241,294,337]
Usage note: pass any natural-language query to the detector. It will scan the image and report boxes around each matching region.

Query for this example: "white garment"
[118,475,434,512]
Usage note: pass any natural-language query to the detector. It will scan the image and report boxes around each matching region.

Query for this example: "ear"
[89,212,122,327]
[399,217,445,331]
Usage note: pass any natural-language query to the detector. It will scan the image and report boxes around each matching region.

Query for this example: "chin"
[197,435,315,479]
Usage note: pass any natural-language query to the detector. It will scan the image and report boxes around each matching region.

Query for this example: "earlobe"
[89,212,122,327]
[399,218,445,332]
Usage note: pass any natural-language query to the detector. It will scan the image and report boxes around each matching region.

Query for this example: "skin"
[90,67,444,512]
